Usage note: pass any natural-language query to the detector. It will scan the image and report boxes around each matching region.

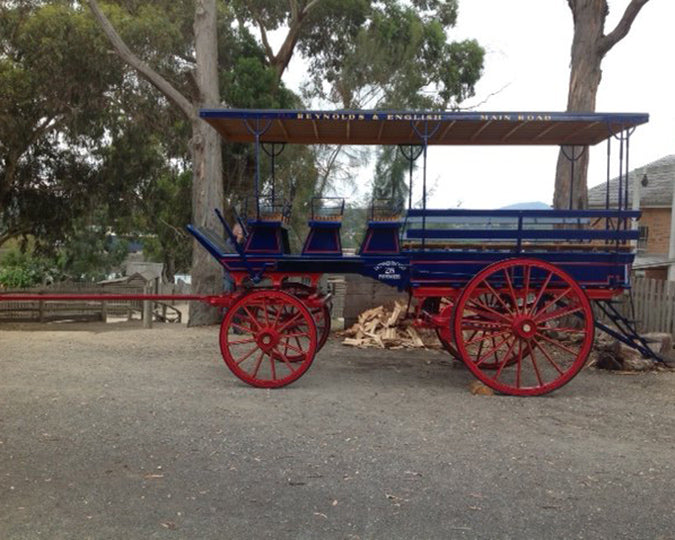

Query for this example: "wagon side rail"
[402,208,640,251]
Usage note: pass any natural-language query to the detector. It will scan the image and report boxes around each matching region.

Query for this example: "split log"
[341,301,441,350]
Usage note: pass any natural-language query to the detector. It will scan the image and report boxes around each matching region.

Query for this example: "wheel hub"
[512,316,537,339]
[256,329,279,352]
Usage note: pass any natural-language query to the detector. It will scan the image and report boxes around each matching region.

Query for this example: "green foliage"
[341,204,368,250]
[1,0,484,282]
[54,219,129,282]
[299,0,484,110]
[0,249,59,289]
[372,146,410,211]
[0,2,125,249]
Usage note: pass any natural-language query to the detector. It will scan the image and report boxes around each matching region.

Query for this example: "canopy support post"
[261,142,286,206]
[611,125,636,238]
[560,145,587,210]
[410,122,441,250]
[243,118,273,219]
[398,145,423,212]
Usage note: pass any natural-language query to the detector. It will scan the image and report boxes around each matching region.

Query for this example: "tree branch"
[598,0,650,56]
[289,0,299,22]
[302,0,322,14]
[270,0,321,81]
[87,0,196,121]
[253,11,275,63]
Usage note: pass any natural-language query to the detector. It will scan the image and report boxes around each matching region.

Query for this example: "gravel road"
[1,321,674,539]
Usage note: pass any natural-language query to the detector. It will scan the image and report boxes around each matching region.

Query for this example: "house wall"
[644,267,668,280]
[640,208,671,255]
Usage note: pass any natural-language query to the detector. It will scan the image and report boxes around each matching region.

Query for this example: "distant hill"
[498,201,551,210]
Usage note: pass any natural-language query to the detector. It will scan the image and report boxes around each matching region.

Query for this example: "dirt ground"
[1,319,674,540]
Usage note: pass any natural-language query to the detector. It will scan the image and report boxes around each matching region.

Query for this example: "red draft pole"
[0,293,232,306]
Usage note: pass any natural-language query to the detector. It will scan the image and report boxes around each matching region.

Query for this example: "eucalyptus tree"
[86,0,224,325]
[294,0,484,208]
[553,0,651,209]
[86,0,483,326]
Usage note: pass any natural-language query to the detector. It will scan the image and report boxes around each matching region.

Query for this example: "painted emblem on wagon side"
[374,260,406,281]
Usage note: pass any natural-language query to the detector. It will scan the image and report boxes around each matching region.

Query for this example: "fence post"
[143,283,153,329]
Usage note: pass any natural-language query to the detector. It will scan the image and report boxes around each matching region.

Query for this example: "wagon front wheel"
[220,290,318,388]
[453,258,594,396]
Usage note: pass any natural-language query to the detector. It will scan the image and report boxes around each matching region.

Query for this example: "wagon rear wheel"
[453,258,594,396]
[282,282,332,353]
[219,290,318,388]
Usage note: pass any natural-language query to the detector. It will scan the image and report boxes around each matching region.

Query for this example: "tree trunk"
[553,0,650,209]
[188,0,223,326]
[87,0,224,325]
[553,1,605,209]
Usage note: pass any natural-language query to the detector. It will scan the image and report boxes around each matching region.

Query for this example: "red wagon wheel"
[436,298,524,369]
[219,290,318,388]
[282,282,332,352]
[453,258,594,396]
[435,301,462,360]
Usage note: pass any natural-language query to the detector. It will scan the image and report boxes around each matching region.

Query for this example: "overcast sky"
[283,0,674,209]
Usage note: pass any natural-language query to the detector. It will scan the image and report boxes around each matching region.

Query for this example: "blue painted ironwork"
[261,142,285,205]
[243,118,273,219]
[397,145,423,211]
[560,145,588,209]
[595,300,666,362]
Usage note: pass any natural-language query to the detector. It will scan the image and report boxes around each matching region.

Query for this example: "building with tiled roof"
[588,155,675,278]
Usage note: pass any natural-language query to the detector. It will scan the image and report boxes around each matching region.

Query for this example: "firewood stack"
[341,301,440,349]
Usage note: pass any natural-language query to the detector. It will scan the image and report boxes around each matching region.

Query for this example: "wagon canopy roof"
[199,108,648,146]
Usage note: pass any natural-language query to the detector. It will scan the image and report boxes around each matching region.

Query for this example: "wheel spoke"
[528,271,553,316]
[515,340,523,388]
[475,334,511,367]
[503,268,520,314]
[284,331,311,338]
[465,298,511,324]
[461,319,508,332]
[228,337,257,346]
[532,340,565,375]
[235,345,260,366]
[535,331,582,357]
[272,346,298,373]
[242,306,262,329]
[532,287,573,318]
[250,351,265,378]
[280,340,306,355]
[481,281,515,316]
[277,310,304,333]
[527,341,545,387]
[523,264,531,312]
[492,337,518,380]
[272,302,284,326]
[269,353,277,380]
[230,321,256,334]
[543,326,587,334]
[536,303,583,325]
[262,298,270,325]
[465,328,512,346]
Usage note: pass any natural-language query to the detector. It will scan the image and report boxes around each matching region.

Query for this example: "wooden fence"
[0,280,190,324]
[0,281,145,323]
[629,277,675,336]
